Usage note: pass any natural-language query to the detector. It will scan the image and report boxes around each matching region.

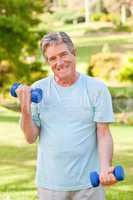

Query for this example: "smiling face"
[45,42,76,81]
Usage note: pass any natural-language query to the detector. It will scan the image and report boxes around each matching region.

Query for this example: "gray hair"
[40,32,75,59]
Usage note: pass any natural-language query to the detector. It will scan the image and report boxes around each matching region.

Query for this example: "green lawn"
[0,107,133,200]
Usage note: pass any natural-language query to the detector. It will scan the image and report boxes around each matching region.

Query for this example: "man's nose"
[56,57,64,66]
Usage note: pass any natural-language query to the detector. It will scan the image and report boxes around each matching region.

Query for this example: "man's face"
[45,42,76,80]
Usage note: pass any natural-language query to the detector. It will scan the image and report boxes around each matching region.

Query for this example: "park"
[0,0,133,200]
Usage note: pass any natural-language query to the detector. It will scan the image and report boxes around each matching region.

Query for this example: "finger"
[108,166,115,174]
[21,87,31,102]
[108,173,117,184]
[100,173,109,185]
[16,87,31,113]
[16,86,31,100]
[101,174,117,186]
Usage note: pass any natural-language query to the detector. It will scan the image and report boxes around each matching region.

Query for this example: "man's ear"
[72,48,76,56]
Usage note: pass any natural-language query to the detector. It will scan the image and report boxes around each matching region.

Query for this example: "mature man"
[17,32,116,200]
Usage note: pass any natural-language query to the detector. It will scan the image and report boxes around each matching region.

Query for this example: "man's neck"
[54,72,79,87]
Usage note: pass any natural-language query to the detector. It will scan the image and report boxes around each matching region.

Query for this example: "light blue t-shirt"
[31,73,114,191]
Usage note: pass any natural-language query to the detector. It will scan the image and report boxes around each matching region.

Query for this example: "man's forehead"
[46,42,69,55]
[47,42,68,50]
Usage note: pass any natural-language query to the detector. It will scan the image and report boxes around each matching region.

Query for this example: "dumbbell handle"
[90,165,125,187]
[10,83,43,103]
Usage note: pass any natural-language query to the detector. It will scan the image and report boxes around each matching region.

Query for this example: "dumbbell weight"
[10,83,43,103]
[90,165,125,187]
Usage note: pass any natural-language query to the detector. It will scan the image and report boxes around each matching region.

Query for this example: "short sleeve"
[31,103,41,128]
[93,85,115,123]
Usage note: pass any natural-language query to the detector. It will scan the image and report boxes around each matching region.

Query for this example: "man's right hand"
[16,85,32,114]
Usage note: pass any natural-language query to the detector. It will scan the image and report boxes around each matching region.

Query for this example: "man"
[17,32,116,200]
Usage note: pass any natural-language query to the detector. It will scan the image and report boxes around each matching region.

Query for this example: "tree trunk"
[96,0,104,13]
[85,0,90,25]
[121,4,127,25]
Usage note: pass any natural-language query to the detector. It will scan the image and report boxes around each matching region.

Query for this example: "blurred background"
[0,0,133,199]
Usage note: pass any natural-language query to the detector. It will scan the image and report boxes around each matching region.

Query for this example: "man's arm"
[16,85,40,144]
[97,122,117,186]
[20,112,40,144]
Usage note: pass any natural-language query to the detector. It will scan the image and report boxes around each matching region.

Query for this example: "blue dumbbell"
[10,83,43,103]
[90,165,125,187]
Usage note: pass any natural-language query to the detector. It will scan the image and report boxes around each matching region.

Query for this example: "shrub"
[91,13,120,23]
[118,54,133,82]
[91,12,103,21]
[53,9,84,24]
[109,13,121,26]
[115,24,133,32]
[88,52,133,83]
[88,52,122,81]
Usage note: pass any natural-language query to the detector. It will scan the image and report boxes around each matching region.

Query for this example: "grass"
[0,107,37,200]
[0,107,133,200]
[109,86,133,98]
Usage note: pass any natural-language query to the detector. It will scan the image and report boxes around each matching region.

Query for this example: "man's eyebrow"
[59,51,68,55]
[48,55,56,60]
[48,51,68,60]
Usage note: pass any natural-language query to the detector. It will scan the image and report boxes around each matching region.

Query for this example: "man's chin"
[57,72,70,80]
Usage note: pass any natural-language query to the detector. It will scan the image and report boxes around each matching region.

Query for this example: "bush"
[30,70,48,83]
[88,52,122,81]
[109,13,121,26]
[91,13,103,21]
[88,52,133,83]
[118,54,133,82]
[115,24,133,32]
[109,86,133,98]
[53,9,84,24]
[91,13,120,23]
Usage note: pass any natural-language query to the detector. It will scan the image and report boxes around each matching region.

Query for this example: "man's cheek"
[51,64,56,71]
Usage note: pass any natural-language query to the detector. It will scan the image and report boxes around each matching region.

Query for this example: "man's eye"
[49,57,56,61]
[62,53,68,57]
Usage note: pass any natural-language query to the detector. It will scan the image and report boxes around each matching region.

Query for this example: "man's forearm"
[97,124,113,171]
[21,113,40,144]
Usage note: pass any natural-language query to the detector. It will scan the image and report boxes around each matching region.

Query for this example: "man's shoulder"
[31,76,51,88]
[81,73,107,90]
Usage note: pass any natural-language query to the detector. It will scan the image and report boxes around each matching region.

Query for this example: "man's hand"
[100,166,117,186]
[16,85,31,114]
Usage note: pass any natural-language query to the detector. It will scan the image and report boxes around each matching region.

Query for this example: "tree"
[96,0,104,13]
[0,0,47,88]
[84,0,91,24]
[105,0,133,25]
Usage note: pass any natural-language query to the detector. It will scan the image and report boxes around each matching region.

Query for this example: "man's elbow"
[26,136,37,144]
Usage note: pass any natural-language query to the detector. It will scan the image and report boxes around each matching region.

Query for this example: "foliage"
[91,12,121,24]
[0,0,48,87]
[115,24,133,32]
[88,52,122,81]
[109,13,121,26]
[91,12,104,21]
[88,52,133,83]
[53,9,85,24]
[118,54,133,82]
[109,86,133,98]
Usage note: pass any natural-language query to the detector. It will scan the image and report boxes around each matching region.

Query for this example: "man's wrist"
[100,162,112,172]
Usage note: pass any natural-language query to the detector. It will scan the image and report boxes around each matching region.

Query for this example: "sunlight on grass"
[73,34,133,47]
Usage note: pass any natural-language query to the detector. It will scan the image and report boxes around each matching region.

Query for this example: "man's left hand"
[100,166,117,186]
